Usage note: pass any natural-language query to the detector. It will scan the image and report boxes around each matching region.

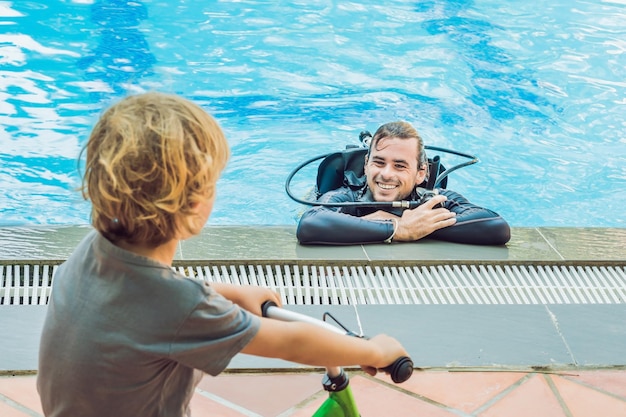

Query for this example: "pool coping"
[1,225,625,263]
[1,226,624,373]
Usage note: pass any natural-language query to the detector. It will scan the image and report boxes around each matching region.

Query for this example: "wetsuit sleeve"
[429,189,511,245]
[296,189,395,245]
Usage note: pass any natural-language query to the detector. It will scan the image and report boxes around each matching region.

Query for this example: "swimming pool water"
[1,0,625,228]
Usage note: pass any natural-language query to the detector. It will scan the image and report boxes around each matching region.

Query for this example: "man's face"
[364,136,426,201]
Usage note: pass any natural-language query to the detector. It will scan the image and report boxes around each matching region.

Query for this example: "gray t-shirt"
[37,230,260,417]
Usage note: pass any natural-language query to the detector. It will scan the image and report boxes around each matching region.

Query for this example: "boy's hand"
[236,286,282,316]
[360,334,408,376]
[211,282,282,316]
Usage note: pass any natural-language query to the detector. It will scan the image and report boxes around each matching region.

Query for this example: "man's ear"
[414,164,428,186]
[363,154,369,176]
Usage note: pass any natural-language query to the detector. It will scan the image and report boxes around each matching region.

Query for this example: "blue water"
[1,0,625,228]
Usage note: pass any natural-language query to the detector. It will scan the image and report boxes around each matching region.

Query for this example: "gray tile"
[363,240,512,262]
[355,305,573,368]
[537,227,626,261]
[179,226,299,260]
[0,306,47,371]
[546,305,626,366]
[181,226,370,261]
[362,227,574,262]
[2,226,623,263]
[293,244,369,261]
[502,227,564,261]
[0,226,91,260]
[234,305,577,369]
[5,304,624,372]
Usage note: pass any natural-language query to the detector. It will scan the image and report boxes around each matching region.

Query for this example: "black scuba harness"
[285,131,479,209]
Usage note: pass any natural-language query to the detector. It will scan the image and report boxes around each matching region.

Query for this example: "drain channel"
[2,263,625,306]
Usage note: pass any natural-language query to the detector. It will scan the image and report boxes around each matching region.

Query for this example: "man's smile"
[377,182,398,190]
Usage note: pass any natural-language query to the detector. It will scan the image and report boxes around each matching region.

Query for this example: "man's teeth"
[378,183,396,190]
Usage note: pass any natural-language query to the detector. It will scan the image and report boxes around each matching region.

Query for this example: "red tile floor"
[2,368,626,417]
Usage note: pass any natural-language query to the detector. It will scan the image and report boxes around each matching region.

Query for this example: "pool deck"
[1,225,625,416]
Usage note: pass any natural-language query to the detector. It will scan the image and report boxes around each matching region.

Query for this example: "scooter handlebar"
[261,300,413,384]
[261,300,278,318]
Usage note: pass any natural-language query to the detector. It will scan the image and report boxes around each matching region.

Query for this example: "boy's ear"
[363,155,369,175]
[188,201,201,213]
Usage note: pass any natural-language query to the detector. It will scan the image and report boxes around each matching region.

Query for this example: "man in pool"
[296,121,511,245]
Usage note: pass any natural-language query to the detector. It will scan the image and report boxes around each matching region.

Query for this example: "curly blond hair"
[80,92,230,246]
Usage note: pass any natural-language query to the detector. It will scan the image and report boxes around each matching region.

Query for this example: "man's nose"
[380,164,394,177]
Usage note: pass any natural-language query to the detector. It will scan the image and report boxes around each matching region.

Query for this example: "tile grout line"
[0,392,43,417]
[274,390,327,417]
[194,387,263,417]
[535,227,566,261]
[544,374,574,417]
[360,245,371,262]
[469,372,535,416]
[360,374,473,417]
[558,374,626,403]
[544,305,578,365]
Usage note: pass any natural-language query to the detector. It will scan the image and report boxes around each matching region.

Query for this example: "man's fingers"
[423,194,447,209]
[443,216,457,226]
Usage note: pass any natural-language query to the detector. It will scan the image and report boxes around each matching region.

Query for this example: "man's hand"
[363,195,456,242]
[395,195,456,241]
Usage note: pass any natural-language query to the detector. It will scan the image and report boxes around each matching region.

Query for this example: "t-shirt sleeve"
[168,288,261,376]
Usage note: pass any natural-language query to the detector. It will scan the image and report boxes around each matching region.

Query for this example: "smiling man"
[296,121,511,245]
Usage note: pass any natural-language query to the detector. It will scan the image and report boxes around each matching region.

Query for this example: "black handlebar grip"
[381,356,414,384]
[261,300,278,318]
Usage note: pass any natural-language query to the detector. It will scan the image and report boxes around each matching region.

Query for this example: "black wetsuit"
[296,186,511,245]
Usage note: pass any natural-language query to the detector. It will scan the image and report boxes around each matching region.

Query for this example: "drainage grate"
[1,264,58,306]
[2,263,625,306]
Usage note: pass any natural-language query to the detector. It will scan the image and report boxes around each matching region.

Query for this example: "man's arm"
[428,189,511,245]
[364,190,510,245]
[297,188,458,245]
[297,206,395,245]
[363,195,457,242]
[296,187,395,245]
